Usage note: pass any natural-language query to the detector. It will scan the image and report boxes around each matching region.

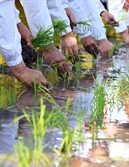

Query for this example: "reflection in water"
[1,47,129,166]
[0,110,18,154]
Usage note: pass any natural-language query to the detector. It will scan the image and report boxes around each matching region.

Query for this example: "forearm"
[108,0,128,33]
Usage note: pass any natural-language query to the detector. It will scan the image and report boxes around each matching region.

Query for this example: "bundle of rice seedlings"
[118,10,127,22]
[32,26,54,50]
[52,19,68,36]
[76,20,91,27]
[71,20,91,32]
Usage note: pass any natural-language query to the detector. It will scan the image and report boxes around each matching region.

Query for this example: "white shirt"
[0,0,22,66]
[108,0,129,33]
[62,0,106,40]
[96,0,107,15]
[20,0,54,37]
[47,0,72,36]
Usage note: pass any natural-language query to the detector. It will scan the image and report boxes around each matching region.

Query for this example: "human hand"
[65,7,76,25]
[17,22,34,48]
[61,32,78,58]
[43,44,69,74]
[9,61,47,87]
[98,39,113,57]
[81,35,98,58]
[121,29,129,45]
[101,11,119,27]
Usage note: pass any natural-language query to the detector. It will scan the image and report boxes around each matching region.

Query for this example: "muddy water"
[0,1,129,165]
[0,39,129,166]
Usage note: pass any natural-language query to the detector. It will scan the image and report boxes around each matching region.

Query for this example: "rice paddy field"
[0,1,129,167]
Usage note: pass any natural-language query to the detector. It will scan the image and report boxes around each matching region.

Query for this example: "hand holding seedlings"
[61,32,78,58]
[65,0,115,58]
[52,20,78,59]
[17,22,34,48]
[51,8,78,59]
[32,25,69,74]
[100,11,119,27]
[42,44,69,74]
[0,3,48,88]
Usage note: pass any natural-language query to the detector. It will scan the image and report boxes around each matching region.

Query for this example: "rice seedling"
[0,85,18,108]
[6,87,17,106]
[74,106,87,147]
[41,95,76,156]
[34,84,50,94]
[118,10,127,22]
[51,65,60,84]
[70,20,91,31]
[76,20,91,28]
[108,43,121,58]
[34,53,45,71]
[75,61,81,77]
[0,86,5,108]
[103,24,112,29]
[59,128,75,155]
[13,99,52,167]
[50,61,69,86]
[50,111,75,156]
[32,19,69,50]
[119,78,129,97]
[90,82,107,130]
[52,19,68,36]
[32,26,54,50]
[0,64,5,74]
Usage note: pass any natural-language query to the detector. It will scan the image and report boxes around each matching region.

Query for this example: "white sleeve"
[61,0,69,9]
[108,0,129,33]
[96,0,106,15]
[47,0,72,35]
[14,6,21,24]
[68,0,92,38]
[80,0,106,40]
[0,0,22,66]
[20,0,54,37]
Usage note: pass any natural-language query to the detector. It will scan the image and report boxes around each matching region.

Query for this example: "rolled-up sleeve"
[20,0,54,37]
[108,0,129,33]
[0,0,22,66]
[61,0,69,9]
[14,6,21,24]
[96,0,106,15]
[80,0,106,40]
[47,0,72,36]
[68,0,92,38]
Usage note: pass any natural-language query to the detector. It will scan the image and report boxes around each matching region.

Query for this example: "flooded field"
[0,1,129,166]
[0,38,129,167]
